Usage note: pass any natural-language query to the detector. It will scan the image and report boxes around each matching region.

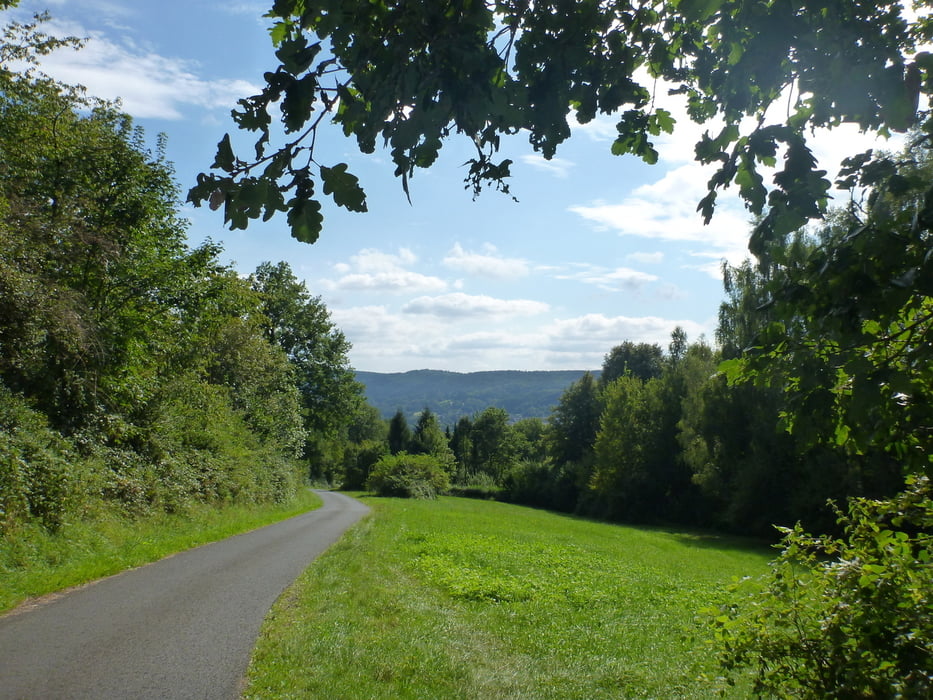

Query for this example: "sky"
[5,0,898,373]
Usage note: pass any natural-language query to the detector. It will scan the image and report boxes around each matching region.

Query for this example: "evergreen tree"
[387,409,411,456]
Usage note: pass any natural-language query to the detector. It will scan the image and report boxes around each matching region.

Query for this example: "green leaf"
[269,21,290,46]
[275,36,321,75]
[212,134,236,172]
[678,0,724,22]
[320,163,368,213]
[287,198,323,243]
[282,74,317,132]
[717,358,747,385]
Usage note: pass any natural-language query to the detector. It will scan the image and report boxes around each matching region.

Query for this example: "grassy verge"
[0,488,322,613]
[245,496,771,699]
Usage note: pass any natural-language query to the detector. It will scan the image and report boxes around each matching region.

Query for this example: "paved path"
[0,490,369,699]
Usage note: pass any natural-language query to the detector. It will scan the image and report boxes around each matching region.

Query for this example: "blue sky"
[6,0,894,372]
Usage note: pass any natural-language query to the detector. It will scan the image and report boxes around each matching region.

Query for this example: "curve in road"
[0,490,369,700]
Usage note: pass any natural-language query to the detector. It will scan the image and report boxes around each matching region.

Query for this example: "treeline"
[343,324,895,538]
[0,14,361,534]
[344,235,917,540]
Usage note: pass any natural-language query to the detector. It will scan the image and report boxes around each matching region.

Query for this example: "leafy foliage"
[366,452,451,499]
[249,261,362,441]
[0,386,79,531]
[708,477,933,698]
[193,1,927,249]
[600,341,664,385]
[0,12,355,535]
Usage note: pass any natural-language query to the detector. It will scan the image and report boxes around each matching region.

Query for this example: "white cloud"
[403,293,549,318]
[555,264,658,291]
[322,248,447,294]
[332,303,714,373]
[627,251,664,264]
[519,154,575,178]
[545,313,710,352]
[216,2,270,15]
[572,112,618,142]
[31,19,258,120]
[442,243,529,280]
[570,162,752,274]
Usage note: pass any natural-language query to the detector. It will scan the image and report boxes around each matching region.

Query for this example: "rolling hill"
[355,369,598,427]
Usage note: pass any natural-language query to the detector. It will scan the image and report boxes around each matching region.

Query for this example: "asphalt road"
[0,490,369,700]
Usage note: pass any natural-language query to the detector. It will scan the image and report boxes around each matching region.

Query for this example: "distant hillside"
[355,369,598,427]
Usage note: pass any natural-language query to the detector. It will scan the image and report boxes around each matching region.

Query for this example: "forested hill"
[355,370,597,427]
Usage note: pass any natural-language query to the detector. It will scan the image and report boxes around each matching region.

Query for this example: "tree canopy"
[190,0,932,252]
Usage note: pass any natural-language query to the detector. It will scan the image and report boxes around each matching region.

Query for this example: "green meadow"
[245,495,771,699]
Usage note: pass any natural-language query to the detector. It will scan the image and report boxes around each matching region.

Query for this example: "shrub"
[449,471,503,500]
[0,386,79,532]
[707,475,933,698]
[502,459,578,512]
[366,452,450,499]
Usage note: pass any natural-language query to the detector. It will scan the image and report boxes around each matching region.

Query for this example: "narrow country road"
[0,490,369,700]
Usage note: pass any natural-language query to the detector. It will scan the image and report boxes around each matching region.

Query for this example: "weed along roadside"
[244,495,770,699]
[0,490,323,614]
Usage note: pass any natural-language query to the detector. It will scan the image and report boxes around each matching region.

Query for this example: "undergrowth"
[0,488,322,613]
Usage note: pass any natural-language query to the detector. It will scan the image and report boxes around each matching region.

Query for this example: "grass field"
[0,489,322,613]
[245,495,771,699]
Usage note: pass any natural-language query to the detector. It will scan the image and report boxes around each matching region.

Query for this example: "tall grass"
[245,496,770,698]
[0,489,322,613]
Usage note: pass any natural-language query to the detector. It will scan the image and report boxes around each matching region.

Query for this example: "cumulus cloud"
[545,313,710,352]
[555,264,658,291]
[403,293,549,318]
[335,302,715,373]
[442,243,530,280]
[31,18,257,120]
[569,163,752,277]
[323,248,448,294]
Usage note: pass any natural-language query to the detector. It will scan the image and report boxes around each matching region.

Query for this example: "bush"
[707,475,933,698]
[502,459,578,512]
[449,471,504,500]
[366,452,450,499]
[0,386,80,532]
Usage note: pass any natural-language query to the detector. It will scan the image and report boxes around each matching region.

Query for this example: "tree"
[470,407,518,483]
[449,415,474,482]
[387,409,411,455]
[346,402,387,444]
[190,1,928,252]
[545,371,601,507]
[410,406,455,470]
[249,261,362,439]
[667,326,688,365]
[600,342,663,386]
[0,9,310,523]
[511,417,547,464]
[590,375,664,521]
